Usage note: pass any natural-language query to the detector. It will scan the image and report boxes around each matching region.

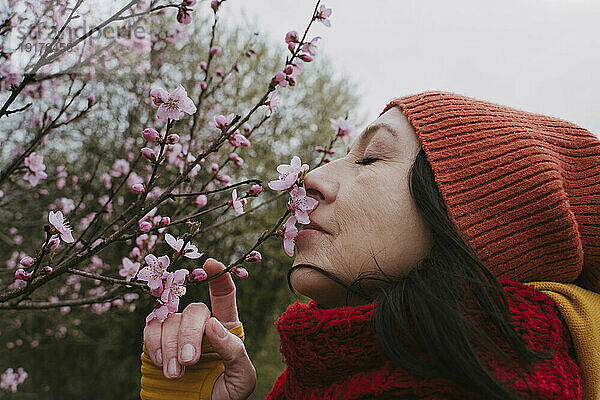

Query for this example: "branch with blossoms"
[0,0,341,332]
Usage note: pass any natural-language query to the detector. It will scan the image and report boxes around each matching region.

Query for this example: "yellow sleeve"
[140,323,245,400]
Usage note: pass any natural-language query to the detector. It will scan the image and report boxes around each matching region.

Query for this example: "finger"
[204,258,240,329]
[161,313,185,379]
[206,317,257,399]
[177,302,211,366]
[143,318,163,367]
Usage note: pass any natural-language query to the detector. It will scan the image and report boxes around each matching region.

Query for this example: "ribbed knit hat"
[381,91,600,292]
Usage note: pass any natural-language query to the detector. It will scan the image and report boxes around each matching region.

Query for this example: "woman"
[140,91,600,399]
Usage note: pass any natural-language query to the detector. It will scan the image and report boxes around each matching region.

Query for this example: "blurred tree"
[0,5,365,399]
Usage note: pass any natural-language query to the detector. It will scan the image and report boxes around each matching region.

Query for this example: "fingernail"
[168,358,179,377]
[212,319,227,339]
[181,344,195,362]
[155,349,162,365]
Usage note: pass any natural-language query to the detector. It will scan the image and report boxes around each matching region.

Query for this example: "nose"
[303,162,339,204]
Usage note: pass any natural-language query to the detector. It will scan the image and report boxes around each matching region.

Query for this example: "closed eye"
[355,157,379,165]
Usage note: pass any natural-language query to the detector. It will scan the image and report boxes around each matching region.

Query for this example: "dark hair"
[287,147,552,400]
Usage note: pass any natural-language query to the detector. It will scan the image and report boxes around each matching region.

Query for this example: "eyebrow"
[347,122,399,154]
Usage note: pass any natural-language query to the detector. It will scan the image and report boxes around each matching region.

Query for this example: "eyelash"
[355,157,379,165]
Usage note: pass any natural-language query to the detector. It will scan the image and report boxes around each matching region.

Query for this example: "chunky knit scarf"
[265,279,582,400]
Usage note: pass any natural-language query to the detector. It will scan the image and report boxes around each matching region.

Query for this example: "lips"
[301,222,328,234]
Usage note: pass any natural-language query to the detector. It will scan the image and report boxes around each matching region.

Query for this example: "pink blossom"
[229,189,247,215]
[218,174,231,185]
[0,367,28,393]
[137,254,170,290]
[14,269,29,280]
[48,236,60,251]
[264,90,279,117]
[283,215,298,256]
[298,54,312,63]
[150,84,197,122]
[129,246,142,260]
[161,216,170,225]
[210,46,222,55]
[273,71,288,87]
[110,159,130,177]
[211,163,219,173]
[166,134,179,144]
[19,256,34,267]
[285,31,299,48]
[246,250,262,262]
[210,113,235,130]
[139,221,152,232]
[48,211,75,243]
[177,8,192,24]
[229,152,244,166]
[210,0,220,12]
[288,185,318,224]
[194,194,208,207]
[140,147,157,162]
[190,267,207,281]
[131,183,145,193]
[315,4,332,27]
[249,184,262,195]
[165,233,203,259]
[200,81,207,90]
[142,128,160,142]
[42,266,53,275]
[228,132,250,147]
[22,152,47,186]
[268,156,309,191]
[233,267,248,279]
[58,197,75,214]
[330,116,352,143]
[119,257,141,281]
[146,304,170,324]
[301,36,321,56]
[161,269,189,308]
[199,61,207,70]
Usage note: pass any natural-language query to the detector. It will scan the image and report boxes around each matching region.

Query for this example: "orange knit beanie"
[382,91,600,292]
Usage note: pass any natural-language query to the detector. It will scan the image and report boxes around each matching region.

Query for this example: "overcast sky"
[226,0,600,137]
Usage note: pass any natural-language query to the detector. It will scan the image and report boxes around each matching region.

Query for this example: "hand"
[143,258,257,400]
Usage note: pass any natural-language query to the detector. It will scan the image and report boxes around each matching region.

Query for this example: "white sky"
[227,0,600,137]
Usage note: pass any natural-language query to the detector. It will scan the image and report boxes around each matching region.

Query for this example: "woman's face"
[291,107,434,308]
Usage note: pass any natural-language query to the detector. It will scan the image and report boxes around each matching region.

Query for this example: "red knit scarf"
[265,279,582,400]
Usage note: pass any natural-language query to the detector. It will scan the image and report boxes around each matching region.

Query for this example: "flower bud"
[199,61,207,71]
[248,184,262,195]
[298,54,313,62]
[234,267,248,279]
[160,216,170,225]
[284,65,294,75]
[140,147,157,162]
[245,251,262,263]
[131,183,145,193]
[14,269,28,280]
[200,81,207,90]
[130,247,141,259]
[190,268,208,281]
[142,128,160,142]
[42,266,53,275]
[49,236,60,251]
[139,221,152,233]
[166,134,179,144]
[194,195,208,207]
[19,256,34,267]
[210,163,219,173]
[210,46,221,55]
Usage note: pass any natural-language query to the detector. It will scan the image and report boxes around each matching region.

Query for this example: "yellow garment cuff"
[140,322,245,400]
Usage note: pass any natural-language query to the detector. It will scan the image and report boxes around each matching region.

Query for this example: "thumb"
[206,317,256,400]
